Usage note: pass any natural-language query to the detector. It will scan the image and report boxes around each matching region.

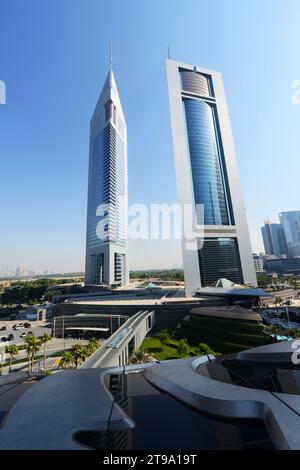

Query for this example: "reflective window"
[114,253,123,283]
[91,253,104,284]
[183,98,232,225]
[198,238,243,286]
[180,70,213,97]
[88,124,126,249]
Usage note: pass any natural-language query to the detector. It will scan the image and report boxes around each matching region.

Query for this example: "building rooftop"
[190,305,262,321]
[0,342,299,450]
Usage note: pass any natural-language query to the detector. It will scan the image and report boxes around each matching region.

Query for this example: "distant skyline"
[1,0,300,272]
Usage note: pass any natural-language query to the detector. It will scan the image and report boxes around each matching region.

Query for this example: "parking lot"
[0,321,52,345]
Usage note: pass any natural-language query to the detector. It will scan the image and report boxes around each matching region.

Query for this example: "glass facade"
[261,223,288,257]
[86,69,128,286]
[183,98,232,225]
[279,211,300,257]
[264,257,300,276]
[114,253,123,283]
[198,238,243,286]
[91,253,104,284]
[88,123,126,250]
[180,70,213,97]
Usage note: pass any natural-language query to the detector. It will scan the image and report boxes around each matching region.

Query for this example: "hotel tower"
[85,64,128,286]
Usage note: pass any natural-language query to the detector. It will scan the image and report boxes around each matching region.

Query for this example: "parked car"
[13,325,21,330]
[20,332,27,338]
[27,331,33,336]
[1,336,7,342]
[23,323,31,328]
[0,326,7,331]
[7,334,14,341]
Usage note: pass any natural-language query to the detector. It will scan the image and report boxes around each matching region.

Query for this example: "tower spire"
[109,43,112,70]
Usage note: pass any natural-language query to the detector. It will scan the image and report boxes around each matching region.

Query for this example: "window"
[198,238,243,286]
[180,69,214,97]
[183,98,233,225]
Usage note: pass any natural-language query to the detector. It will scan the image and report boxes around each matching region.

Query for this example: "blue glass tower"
[279,211,300,257]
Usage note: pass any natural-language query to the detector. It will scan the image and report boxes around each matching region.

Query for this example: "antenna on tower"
[109,43,113,69]
[167,45,171,60]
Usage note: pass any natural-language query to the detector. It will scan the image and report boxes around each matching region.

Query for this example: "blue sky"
[0,0,299,273]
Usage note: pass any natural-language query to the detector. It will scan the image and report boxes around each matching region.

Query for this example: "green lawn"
[141,337,211,361]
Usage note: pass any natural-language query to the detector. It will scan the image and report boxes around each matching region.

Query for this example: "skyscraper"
[85,64,128,286]
[261,221,288,257]
[166,59,256,295]
[279,211,300,257]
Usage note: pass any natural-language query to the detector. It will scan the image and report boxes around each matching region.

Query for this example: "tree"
[198,343,214,355]
[177,339,189,357]
[159,330,171,345]
[266,324,281,342]
[86,337,100,355]
[69,344,87,369]
[286,328,300,339]
[129,348,153,364]
[58,351,74,369]
[39,332,51,371]
[274,296,283,327]
[257,273,270,289]
[25,335,41,372]
[5,344,19,373]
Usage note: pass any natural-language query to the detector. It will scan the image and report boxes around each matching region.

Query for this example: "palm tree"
[58,351,74,369]
[70,343,87,369]
[286,328,300,339]
[86,337,99,355]
[266,324,283,341]
[5,344,19,373]
[25,335,41,372]
[129,348,154,364]
[40,332,51,371]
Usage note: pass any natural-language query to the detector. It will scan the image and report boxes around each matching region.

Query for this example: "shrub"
[198,343,213,354]
[177,339,189,356]
[159,329,171,345]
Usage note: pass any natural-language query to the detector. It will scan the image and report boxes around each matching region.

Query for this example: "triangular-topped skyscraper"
[85,63,128,286]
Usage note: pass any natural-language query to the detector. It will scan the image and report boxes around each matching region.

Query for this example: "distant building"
[23,304,53,321]
[85,62,128,287]
[264,257,300,276]
[253,253,264,272]
[15,267,21,278]
[166,59,256,295]
[279,211,300,257]
[261,221,288,257]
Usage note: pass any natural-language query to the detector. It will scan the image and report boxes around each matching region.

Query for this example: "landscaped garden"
[140,330,218,361]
